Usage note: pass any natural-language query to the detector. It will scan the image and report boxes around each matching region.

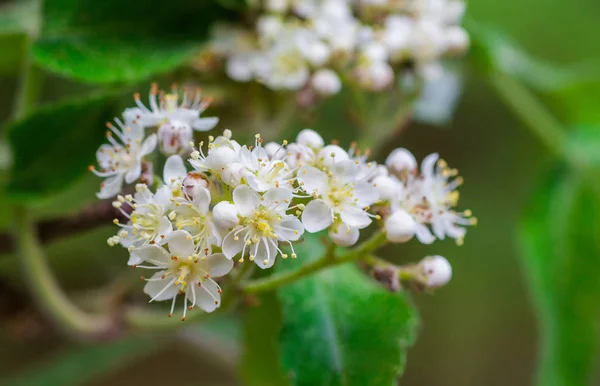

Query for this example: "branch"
[0,199,129,256]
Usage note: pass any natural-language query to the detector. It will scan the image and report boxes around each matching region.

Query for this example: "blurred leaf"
[566,126,600,170]
[4,335,164,386]
[33,0,240,84]
[545,81,600,127]
[0,0,40,76]
[520,171,600,386]
[277,234,419,386]
[466,18,600,92]
[241,292,289,386]
[6,92,122,200]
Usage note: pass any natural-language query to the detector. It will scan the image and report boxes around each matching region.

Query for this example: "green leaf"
[241,292,289,386]
[6,92,122,200]
[277,235,419,386]
[566,126,600,170]
[33,0,241,84]
[520,171,600,386]
[4,335,164,386]
[466,19,600,92]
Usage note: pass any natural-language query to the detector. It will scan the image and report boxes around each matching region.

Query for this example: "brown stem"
[0,199,130,256]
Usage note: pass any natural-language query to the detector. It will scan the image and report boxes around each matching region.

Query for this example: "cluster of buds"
[208,0,469,95]
[90,85,475,319]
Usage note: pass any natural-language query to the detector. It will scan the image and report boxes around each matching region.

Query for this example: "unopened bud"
[419,255,452,288]
[213,201,240,229]
[385,148,417,179]
[373,175,400,201]
[182,172,209,197]
[297,129,325,149]
[318,144,349,166]
[328,223,359,247]
[384,209,416,243]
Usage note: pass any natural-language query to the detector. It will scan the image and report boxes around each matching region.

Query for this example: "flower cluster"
[209,0,468,95]
[91,86,475,319]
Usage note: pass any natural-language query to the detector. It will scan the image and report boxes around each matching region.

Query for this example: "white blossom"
[222,185,304,268]
[91,119,156,199]
[137,230,233,320]
[420,255,452,288]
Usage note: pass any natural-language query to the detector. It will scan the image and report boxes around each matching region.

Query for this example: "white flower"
[91,119,157,199]
[189,135,241,174]
[237,140,294,192]
[311,69,342,96]
[256,40,311,90]
[136,230,233,320]
[393,153,476,244]
[419,255,452,288]
[328,222,360,246]
[373,175,401,201]
[318,144,350,167]
[112,184,173,265]
[182,172,209,198]
[125,84,219,133]
[213,201,240,229]
[384,209,416,243]
[172,187,222,255]
[298,162,379,233]
[355,60,394,91]
[157,121,193,155]
[222,185,304,269]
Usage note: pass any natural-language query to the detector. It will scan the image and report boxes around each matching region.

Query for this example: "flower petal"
[262,187,293,212]
[136,245,171,266]
[253,238,278,269]
[222,227,246,259]
[340,208,372,229]
[192,187,212,215]
[97,175,123,199]
[354,181,379,206]
[141,134,158,156]
[163,155,187,184]
[301,199,333,233]
[192,117,219,132]
[164,230,195,257]
[414,223,436,244]
[144,272,179,301]
[124,162,142,184]
[233,185,260,217]
[297,165,328,195]
[205,253,234,277]
[188,279,221,312]
[275,216,304,241]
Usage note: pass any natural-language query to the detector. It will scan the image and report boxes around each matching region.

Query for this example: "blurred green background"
[1,0,600,385]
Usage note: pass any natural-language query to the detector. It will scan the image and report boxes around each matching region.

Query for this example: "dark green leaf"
[277,234,419,386]
[241,292,289,386]
[33,0,241,84]
[6,92,122,200]
[520,171,600,386]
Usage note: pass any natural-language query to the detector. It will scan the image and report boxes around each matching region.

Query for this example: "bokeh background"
[1,0,599,385]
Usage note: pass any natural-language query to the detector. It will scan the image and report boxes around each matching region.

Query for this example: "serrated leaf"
[520,171,600,386]
[33,0,241,84]
[241,292,289,386]
[6,92,122,200]
[277,234,419,386]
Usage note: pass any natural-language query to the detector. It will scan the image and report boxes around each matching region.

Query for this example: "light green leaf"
[466,19,600,92]
[277,234,419,386]
[241,292,289,386]
[33,0,241,84]
[6,92,122,200]
[520,171,600,386]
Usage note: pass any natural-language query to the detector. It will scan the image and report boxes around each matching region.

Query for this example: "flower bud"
[355,61,394,91]
[420,255,452,288]
[297,129,324,149]
[157,121,193,155]
[311,69,342,96]
[182,172,209,197]
[445,26,470,54]
[213,201,240,229]
[373,175,400,201]
[372,265,401,292]
[319,144,350,166]
[385,148,417,178]
[329,223,359,247]
[384,209,416,243]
